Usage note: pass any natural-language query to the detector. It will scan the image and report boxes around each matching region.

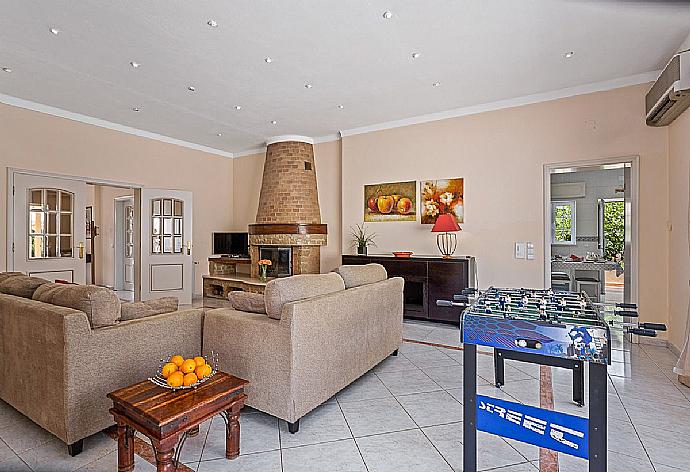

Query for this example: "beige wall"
[668,108,690,350]
[0,103,234,294]
[231,140,343,272]
[341,84,669,328]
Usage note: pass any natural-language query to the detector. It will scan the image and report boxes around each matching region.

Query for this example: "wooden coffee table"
[108,372,248,472]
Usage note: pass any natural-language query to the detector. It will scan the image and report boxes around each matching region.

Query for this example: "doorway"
[114,196,135,301]
[543,157,638,305]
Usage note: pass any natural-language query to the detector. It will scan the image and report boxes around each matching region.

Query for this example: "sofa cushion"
[121,297,179,321]
[0,275,50,299]
[264,273,345,320]
[32,283,121,328]
[334,263,388,289]
[0,272,23,284]
[228,291,266,314]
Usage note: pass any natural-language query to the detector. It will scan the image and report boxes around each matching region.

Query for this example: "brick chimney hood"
[248,136,327,276]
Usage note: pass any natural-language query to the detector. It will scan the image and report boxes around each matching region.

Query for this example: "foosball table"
[437,287,666,472]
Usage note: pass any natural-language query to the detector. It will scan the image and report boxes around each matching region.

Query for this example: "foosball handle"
[436,300,453,307]
[462,288,477,295]
[617,310,639,318]
[640,323,667,332]
[617,303,637,309]
[453,294,469,302]
[628,328,657,337]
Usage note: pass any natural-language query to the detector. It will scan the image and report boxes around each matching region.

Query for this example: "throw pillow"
[32,283,121,328]
[227,291,266,314]
[0,275,50,299]
[121,297,179,321]
[333,263,388,289]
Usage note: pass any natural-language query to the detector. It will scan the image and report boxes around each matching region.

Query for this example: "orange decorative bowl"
[392,251,413,258]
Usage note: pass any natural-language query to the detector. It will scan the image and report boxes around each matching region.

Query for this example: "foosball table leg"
[494,349,505,388]
[588,362,607,472]
[573,362,585,407]
[463,343,478,472]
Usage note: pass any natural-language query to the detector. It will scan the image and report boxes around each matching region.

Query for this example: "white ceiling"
[0,0,688,155]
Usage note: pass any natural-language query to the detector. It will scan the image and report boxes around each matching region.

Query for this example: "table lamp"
[431,213,461,258]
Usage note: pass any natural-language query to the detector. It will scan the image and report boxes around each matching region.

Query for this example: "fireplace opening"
[259,247,292,278]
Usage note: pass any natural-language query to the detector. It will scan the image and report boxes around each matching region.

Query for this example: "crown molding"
[235,133,342,158]
[339,71,660,137]
[233,147,267,158]
[0,93,235,158]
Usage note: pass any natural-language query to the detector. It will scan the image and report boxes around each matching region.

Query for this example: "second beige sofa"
[203,264,404,432]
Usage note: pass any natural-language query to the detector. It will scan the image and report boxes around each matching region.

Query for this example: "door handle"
[78,242,85,259]
[186,241,192,256]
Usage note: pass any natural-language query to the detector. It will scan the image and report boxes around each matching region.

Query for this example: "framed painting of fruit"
[420,178,464,224]
[364,181,417,222]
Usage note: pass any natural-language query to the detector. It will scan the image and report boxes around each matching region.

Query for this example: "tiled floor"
[0,320,688,471]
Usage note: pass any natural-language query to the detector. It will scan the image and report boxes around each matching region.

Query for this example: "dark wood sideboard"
[341,254,476,324]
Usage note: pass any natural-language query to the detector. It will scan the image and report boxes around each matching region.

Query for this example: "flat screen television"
[212,232,249,257]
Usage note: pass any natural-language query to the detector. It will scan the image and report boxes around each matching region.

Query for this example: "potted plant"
[350,224,376,255]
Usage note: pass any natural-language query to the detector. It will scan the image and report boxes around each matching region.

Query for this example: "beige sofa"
[0,273,203,455]
[203,264,404,432]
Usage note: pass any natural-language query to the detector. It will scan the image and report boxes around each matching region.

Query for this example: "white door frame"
[542,155,640,305]
[114,196,135,291]
[6,168,143,294]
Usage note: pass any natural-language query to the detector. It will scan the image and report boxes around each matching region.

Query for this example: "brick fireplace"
[248,136,327,278]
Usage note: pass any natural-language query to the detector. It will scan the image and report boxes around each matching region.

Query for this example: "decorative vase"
[259,265,268,281]
[357,245,367,255]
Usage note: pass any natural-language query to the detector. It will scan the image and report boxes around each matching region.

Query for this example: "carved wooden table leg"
[154,447,176,472]
[116,420,135,472]
[224,404,242,459]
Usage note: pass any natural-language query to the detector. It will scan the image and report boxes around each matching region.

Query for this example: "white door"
[11,172,87,283]
[123,200,135,291]
[140,189,193,304]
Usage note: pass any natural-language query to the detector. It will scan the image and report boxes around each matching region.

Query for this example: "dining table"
[551,259,624,293]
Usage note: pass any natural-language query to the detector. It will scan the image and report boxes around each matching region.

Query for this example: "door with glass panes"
[11,172,87,283]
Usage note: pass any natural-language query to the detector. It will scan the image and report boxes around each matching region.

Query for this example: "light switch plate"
[526,242,535,260]
[515,242,526,259]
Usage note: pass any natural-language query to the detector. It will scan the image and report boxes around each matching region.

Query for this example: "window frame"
[551,200,577,246]
[27,188,75,260]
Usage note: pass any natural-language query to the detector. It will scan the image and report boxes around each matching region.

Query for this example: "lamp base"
[436,232,457,258]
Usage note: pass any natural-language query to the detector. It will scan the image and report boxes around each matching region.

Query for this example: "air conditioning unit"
[646,50,690,127]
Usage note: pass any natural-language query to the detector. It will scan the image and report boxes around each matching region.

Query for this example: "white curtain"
[674,166,690,376]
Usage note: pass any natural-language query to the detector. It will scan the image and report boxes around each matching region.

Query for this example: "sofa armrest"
[63,308,204,443]
[202,308,294,420]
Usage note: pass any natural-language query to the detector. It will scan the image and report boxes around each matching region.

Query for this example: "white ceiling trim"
[266,135,315,145]
[0,93,235,159]
[339,71,660,137]
[234,133,342,158]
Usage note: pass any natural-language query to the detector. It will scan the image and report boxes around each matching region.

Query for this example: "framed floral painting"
[420,178,464,224]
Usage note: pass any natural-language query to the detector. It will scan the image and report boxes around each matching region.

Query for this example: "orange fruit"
[181,359,197,374]
[170,355,184,367]
[183,372,198,387]
[194,356,206,367]
[167,371,184,388]
[161,362,177,379]
[195,363,212,379]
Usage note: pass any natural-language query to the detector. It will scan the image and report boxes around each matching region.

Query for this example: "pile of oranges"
[161,355,213,388]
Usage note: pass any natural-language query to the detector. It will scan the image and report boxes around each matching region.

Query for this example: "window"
[28,188,74,259]
[552,200,576,245]
[151,198,183,254]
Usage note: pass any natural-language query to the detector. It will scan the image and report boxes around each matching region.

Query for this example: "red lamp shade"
[431,213,461,233]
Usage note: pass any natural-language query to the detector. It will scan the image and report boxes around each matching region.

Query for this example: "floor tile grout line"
[334,396,370,472]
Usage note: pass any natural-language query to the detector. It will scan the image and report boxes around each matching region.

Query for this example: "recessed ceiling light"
[132,107,140,112]
[187,85,196,92]
[270,120,277,125]
[411,52,421,59]
[432,81,441,87]
[337,104,344,109]
[304,83,313,89]
[207,19,218,28]
[129,61,140,68]
[235,105,242,110]
[563,51,575,58]
[216,132,223,137]
[2,67,12,73]
[49,27,60,35]
[382,10,393,19]
[264,57,273,63]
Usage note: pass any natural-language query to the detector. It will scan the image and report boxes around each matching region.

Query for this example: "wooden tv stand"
[203,256,271,299]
